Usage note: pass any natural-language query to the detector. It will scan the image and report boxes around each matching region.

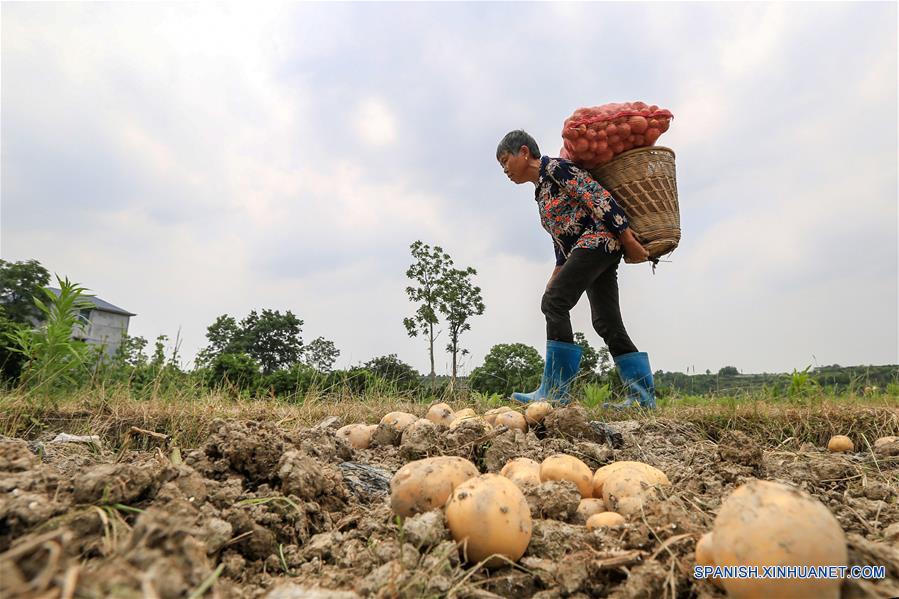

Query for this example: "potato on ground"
[585,511,625,530]
[495,411,528,433]
[540,454,593,498]
[380,411,418,433]
[592,461,669,498]
[576,498,606,522]
[449,411,488,430]
[826,435,854,453]
[601,466,664,516]
[525,401,553,425]
[425,403,455,427]
[501,458,541,489]
[711,479,847,599]
[484,406,513,426]
[336,424,373,449]
[406,418,436,434]
[445,473,532,567]
[874,436,899,456]
[695,532,722,588]
[390,456,479,517]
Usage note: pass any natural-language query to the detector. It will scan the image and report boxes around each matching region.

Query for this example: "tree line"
[0,251,606,400]
[5,256,892,401]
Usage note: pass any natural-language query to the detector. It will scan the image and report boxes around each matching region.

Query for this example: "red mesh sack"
[560,101,673,169]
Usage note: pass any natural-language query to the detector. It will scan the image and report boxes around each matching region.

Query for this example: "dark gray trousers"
[540,247,638,357]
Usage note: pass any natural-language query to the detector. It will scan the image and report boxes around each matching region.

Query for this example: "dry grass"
[1,386,896,451]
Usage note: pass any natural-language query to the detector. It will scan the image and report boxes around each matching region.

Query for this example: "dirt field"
[1,404,897,598]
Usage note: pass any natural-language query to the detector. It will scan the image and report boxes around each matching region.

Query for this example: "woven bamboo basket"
[589,146,680,259]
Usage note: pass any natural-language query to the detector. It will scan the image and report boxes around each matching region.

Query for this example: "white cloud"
[717,3,788,78]
[354,98,398,146]
[2,2,896,377]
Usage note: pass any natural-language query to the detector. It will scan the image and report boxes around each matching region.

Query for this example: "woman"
[496,129,655,408]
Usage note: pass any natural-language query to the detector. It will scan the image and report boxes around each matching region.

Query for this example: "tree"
[597,346,611,375]
[363,354,420,390]
[240,309,304,375]
[468,343,543,397]
[303,336,340,372]
[438,266,485,382]
[718,366,740,376]
[0,306,27,382]
[574,332,598,374]
[0,259,51,325]
[114,334,149,368]
[197,309,304,375]
[573,333,612,380]
[196,315,241,365]
[403,241,453,382]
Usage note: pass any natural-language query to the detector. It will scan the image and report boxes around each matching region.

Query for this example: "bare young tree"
[438,266,484,383]
[403,241,452,383]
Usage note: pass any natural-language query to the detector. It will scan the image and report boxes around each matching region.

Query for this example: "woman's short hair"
[496,130,540,161]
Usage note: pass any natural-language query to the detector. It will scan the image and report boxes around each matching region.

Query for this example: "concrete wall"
[74,310,130,358]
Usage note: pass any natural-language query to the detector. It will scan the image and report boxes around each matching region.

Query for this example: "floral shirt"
[535,156,629,266]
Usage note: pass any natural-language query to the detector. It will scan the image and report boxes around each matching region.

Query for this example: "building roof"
[46,287,136,317]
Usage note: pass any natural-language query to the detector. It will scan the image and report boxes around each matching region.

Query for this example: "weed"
[582,383,612,408]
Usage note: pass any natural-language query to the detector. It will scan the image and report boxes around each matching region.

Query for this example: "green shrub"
[363,354,420,391]
[207,353,260,391]
[6,277,92,392]
[257,363,318,398]
[468,343,543,397]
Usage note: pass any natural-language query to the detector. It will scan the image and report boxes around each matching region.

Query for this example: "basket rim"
[600,145,676,165]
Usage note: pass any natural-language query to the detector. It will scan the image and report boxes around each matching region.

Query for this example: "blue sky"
[2,2,896,375]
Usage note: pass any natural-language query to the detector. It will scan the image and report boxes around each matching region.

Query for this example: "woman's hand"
[620,228,650,264]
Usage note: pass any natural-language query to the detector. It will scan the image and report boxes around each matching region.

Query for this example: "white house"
[47,287,136,358]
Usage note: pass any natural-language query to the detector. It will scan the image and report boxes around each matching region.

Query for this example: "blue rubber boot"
[512,340,583,405]
[604,351,656,409]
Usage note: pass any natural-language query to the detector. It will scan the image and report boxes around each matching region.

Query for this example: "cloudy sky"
[2,2,896,376]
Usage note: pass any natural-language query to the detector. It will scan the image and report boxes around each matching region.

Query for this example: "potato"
[401,418,436,441]
[592,461,669,498]
[695,532,722,588]
[540,454,593,498]
[827,435,854,453]
[874,436,899,456]
[380,411,418,433]
[484,406,513,426]
[336,424,372,449]
[390,456,479,517]
[585,511,625,530]
[500,458,541,489]
[695,532,715,567]
[426,403,455,427]
[449,411,487,430]
[445,474,532,567]
[601,466,662,516]
[874,435,898,448]
[495,411,528,433]
[576,498,606,521]
[410,418,436,430]
[711,479,847,599]
[525,401,553,425]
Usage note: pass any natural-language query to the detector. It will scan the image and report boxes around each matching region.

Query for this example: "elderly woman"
[497,129,655,408]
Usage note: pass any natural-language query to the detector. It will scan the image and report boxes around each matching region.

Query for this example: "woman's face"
[498,146,529,184]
